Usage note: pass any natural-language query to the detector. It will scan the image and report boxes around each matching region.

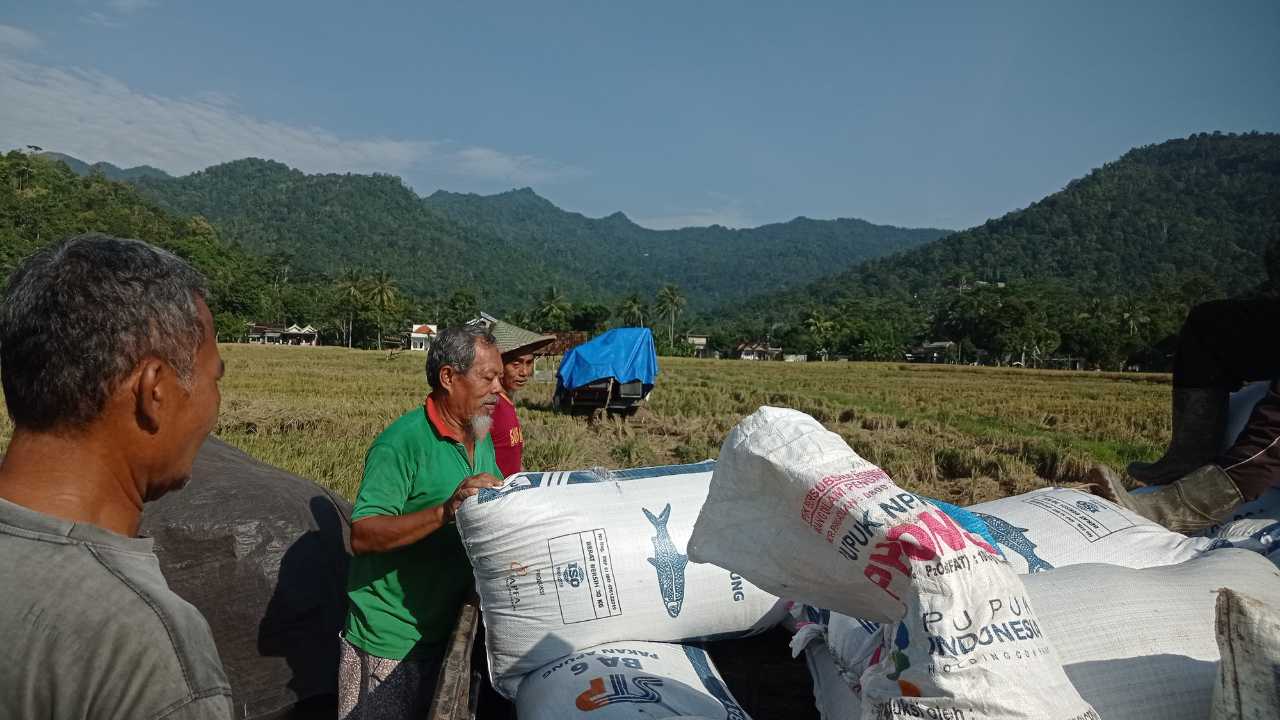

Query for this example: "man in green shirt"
[340,324,504,720]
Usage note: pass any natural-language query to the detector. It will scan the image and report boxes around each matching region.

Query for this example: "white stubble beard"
[469,414,493,441]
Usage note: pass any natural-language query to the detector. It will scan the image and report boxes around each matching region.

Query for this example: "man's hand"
[443,472,503,523]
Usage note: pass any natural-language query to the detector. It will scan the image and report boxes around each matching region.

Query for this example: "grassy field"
[0,344,1174,504]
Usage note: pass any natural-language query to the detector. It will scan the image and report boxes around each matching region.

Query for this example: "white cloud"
[0,24,42,53]
[635,194,752,230]
[0,57,584,189]
[107,0,159,13]
[80,12,126,29]
[447,146,588,185]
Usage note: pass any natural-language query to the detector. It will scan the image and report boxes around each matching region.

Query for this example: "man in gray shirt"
[0,234,234,719]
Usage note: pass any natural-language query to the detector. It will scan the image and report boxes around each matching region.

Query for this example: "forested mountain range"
[110,158,942,312]
[735,132,1280,320]
[36,151,173,182]
[713,132,1280,369]
[421,187,947,309]
[10,131,1278,368]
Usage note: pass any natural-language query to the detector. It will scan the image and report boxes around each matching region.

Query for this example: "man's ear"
[438,365,455,393]
[134,358,166,434]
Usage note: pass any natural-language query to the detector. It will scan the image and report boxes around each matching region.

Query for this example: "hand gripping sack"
[456,466,783,697]
[966,486,1218,574]
[688,407,1096,720]
[516,641,751,720]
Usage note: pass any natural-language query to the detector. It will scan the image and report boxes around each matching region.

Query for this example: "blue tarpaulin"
[556,327,659,391]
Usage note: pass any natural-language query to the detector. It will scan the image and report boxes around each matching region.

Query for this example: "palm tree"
[537,286,571,331]
[617,294,647,327]
[805,311,835,361]
[654,284,686,347]
[335,268,365,348]
[364,271,400,351]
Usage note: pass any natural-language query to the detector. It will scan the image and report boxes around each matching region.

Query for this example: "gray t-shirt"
[0,497,233,720]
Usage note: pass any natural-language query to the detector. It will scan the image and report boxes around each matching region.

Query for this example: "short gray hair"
[0,233,209,431]
[426,324,497,392]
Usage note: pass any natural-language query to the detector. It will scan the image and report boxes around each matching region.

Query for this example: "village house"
[407,324,437,351]
[737,341,783,361]
[684,334,717,359]
[246,323,319,346]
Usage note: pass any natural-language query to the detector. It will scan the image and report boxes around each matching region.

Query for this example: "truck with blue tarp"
[553,327,658,417]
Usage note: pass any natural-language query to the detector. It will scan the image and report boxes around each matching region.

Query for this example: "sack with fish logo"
[968,487,1219,574]
[515,641,752,720]
[456,464,784,697]
[689,407,1096,720]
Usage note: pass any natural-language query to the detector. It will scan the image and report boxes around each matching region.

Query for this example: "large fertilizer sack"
[1024,550,1280,720]
[1211,588,1280,719]
[515,641,751,719]
[967,486,1217,573]
[140,436,352,719]
[689,407,1096,720]
[799,549,1280,720]
[456,464,784,697]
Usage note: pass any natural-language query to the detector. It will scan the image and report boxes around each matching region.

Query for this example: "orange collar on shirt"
[425,394,467,444]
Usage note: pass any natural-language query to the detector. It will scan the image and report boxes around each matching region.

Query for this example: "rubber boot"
[1213,380,1280,499]
[1128,387,1229,486]
[1087,464,1243,534]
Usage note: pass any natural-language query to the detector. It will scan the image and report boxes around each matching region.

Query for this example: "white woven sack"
[1022,550,1280,720]
[456,468,783,697]
[689,407,1096,720]
[515,641,751,720]
[802,640,861,720]
[967,486,1217,573]
[1211,588,1280,719]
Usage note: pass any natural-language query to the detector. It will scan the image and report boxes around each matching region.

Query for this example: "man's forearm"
[351,505,449,554]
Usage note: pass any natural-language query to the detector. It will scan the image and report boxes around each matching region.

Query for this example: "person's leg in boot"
[1128,297,1280,485]
[1095,381,1280,533]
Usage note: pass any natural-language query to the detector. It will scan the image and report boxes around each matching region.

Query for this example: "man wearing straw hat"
[487,317,556,476]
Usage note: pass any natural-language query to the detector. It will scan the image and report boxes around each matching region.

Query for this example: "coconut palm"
[537,285,571,331]
[617,294,647,327]
[364,271,401,350]
[654,284,686,347]
[335,268,365,348]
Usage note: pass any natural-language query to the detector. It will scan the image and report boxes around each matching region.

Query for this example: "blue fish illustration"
[970,512,1055,573]
[643,504,688,618]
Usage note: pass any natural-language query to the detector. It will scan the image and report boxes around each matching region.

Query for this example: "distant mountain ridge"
[732,131,1280,322]
[34,152,944,312]
[422,187,948,309]
[38,152,172,182]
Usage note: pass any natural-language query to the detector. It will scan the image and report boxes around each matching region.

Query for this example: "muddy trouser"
[1173,297,1280,389]
[1216,380,1280,495]
[338,635,445,720]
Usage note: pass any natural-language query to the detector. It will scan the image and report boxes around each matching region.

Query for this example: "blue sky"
[1,1,1277,230]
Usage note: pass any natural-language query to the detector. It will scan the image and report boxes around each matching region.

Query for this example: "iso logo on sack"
[562,562,584,588]
[1075,500,1102,514]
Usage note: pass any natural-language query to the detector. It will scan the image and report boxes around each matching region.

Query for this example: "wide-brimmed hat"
[490,318,555,359]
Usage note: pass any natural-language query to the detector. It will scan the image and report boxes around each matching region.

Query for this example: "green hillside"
[718,132,1280,369]
[38,151,172,182]
[422,188,947,310]
[776,132,1280,307]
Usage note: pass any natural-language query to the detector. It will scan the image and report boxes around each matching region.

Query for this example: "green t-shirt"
[344,401,501,660]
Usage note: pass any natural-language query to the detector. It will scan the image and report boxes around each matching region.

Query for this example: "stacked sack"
[455,460,774,715]
[766,425,1280,718]
[688,406,1099,720]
